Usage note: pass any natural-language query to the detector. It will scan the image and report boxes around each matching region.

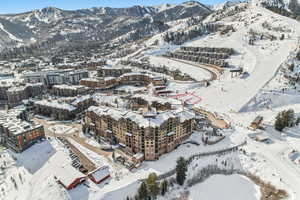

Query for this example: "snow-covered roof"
[131,94,181,105]
[100,65,131,70]
[71,95,92,106]
[53,84,88,90]
[115,85,147,92]
[0,108,43,136]
[89,166,110,181]
[53,152,85,187]
[7,86,27,92]
[35,100,77,111]
[88,106,195,128]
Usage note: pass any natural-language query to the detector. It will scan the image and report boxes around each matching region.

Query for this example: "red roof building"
[88,166,110,184]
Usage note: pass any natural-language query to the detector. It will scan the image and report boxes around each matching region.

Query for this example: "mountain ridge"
[0,1,212,51]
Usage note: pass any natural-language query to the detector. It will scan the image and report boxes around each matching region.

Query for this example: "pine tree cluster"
[274,109,300,131]
[128,173,169,200]
[163,23,219,45]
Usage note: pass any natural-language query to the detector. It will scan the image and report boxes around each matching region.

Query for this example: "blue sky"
[0,0,225,14]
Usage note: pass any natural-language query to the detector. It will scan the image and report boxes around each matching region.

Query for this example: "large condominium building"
[23,69,89,86]
[34,99,77,120]
[52,84,91,97]
[80,71,166,90]
[0,79,22,102]
[34,95,94,120]
[6,83,44,106]
[97,66,132,77]
[0,109,45,152]
[83,106,195,160]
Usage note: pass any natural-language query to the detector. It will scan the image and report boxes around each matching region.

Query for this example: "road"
[167,58,221,82]
[33,117,118,167]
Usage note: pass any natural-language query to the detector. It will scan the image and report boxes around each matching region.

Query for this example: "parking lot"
[58,137,96,173]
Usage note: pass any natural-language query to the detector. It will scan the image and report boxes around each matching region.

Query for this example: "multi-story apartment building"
[6,86,27,106]
[0,73,14,79]
[80,77,119,89]
[52,84,91,97]
[0,79,22,102]
[6,83,44,107]
[34,95,94,120]
[34,99,77,120]
[0,109,45,152]
[68,70,89,85]
[23,69,89,86]
[71,95,94,113]
[80,72,166,90]
[97,66,132,77]
[129,94,180,111]
[83,106,195,160]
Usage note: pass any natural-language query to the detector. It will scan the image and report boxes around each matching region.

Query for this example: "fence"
[156,141,246,181]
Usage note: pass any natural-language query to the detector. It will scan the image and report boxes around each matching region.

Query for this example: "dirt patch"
[246,173,288,200]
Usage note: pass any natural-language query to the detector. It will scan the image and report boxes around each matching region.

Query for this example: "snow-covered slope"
[0,1,212,52]
[259,0,300,15]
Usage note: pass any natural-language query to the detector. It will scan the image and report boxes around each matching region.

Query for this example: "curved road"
[167,57,220,82]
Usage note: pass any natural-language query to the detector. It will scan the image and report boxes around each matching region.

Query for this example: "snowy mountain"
[259,0,300,16]
[212,0,243,10]
[0,1,212,52]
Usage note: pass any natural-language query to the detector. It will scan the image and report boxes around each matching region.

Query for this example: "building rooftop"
[131,94,181,105]
[71,95,92,106]
[0,109,43,136]
[88,106,195,128]
[53,84,89,91]
[35,100,77,111]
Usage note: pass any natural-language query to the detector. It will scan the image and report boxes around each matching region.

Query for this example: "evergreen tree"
[296,117,300,126]
[160,180,168,196]
[275,112,285,131]
[138,181,148,200]
[146,173,159,198]
[112,151,116,161]
[176,157,188,186]
[275,109,296,131]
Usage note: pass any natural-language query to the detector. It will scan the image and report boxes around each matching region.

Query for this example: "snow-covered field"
[189,174,260,200]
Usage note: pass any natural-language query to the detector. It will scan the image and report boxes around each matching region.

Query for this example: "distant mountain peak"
[213,0,243,10]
